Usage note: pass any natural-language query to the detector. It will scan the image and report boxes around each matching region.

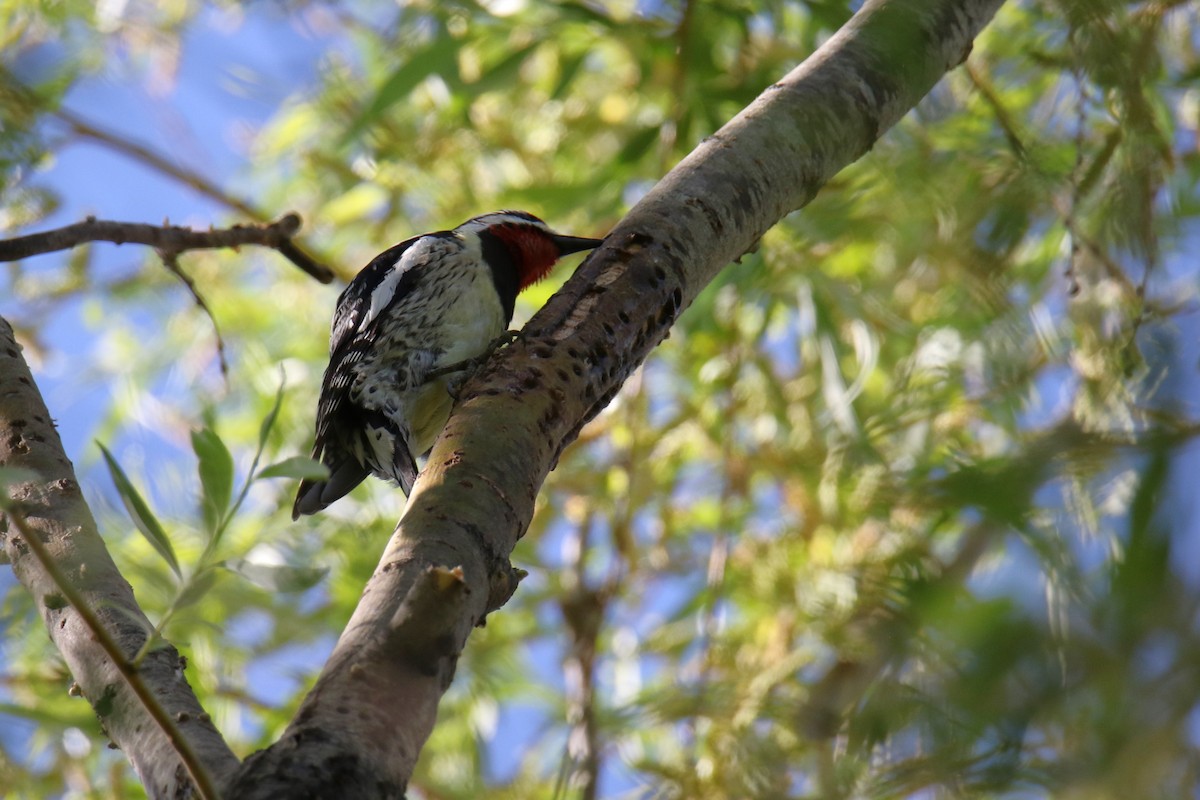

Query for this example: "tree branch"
[1,69,336,283]
[0,317,240,799]
[557,512,614,800]
[228,0,1007,794]
[160,251,230,378]
[0,506,224,800]
[0,214,335,283]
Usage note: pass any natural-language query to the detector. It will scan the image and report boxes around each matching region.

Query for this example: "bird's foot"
[429,329,523,399]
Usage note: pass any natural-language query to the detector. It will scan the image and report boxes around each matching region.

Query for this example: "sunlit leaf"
[551,51,588,101]
[258,377,286,453]
[191,428,234,536]
[256,456,330,482]
[617,125,660,164]
[174,568,219,610]
[469,40,542,96]
[97,443,181,577]
[223,558,328,593]
[341,29,459,144]
[321,183,389,226]
[0,701,93,728]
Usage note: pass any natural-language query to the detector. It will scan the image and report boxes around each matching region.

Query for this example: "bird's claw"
[430,329,524,399]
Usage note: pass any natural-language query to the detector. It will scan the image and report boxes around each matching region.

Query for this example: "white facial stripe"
[456,211,548,235]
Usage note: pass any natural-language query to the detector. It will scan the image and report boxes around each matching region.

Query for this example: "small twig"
[1064,23,1090,299]
[424,355,484,383]
[0,503,221,800]
[964,63,1027,160]
[688,358,738,772]
[558,513,611,800]
[1065,228,1140,299]
[160,251,230,379]
[662,0,696,167]
[0,70,334,283]
[274,238,334,283]
[0,214,334,283]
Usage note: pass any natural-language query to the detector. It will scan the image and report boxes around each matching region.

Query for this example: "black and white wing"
[292,235,435,518]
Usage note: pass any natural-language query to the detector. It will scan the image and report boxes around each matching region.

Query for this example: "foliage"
[2,0,1200,797]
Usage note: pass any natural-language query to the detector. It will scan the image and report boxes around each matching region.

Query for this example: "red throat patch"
[493,225,561,290]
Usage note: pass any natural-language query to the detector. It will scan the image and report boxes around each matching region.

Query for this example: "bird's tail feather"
[394,447,418,497]
[292,459,371,519]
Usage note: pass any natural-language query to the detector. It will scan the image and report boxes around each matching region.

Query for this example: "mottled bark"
[228,0,1007,795]
[0,319,240,798]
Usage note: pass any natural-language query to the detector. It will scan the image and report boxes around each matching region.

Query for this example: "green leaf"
[341,30,459,144]
[97,442,181,577]
[175,567,219,610]
[617,125,661,165]
[556,1,618,27]
[0,701,93,728]
[256,456,331,482]
[469,40,542,96]
[551,51,587,101]
[258,377,286,453]
[191,428,234,536]
[223,558,328,593]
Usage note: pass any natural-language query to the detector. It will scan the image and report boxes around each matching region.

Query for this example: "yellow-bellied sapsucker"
[292,211,603,518]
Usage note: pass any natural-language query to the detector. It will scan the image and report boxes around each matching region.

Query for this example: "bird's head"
[456,211,603,290]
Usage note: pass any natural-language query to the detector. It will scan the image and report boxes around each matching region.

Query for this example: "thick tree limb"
[230,0,1007,795]
[0,213,335,283]
[0,318,240,798]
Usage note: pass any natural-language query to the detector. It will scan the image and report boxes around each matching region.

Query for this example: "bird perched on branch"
[293,211,603,518]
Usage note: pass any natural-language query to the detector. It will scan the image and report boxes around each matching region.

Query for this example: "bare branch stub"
[159,251,231,378]
[0,214,335,283]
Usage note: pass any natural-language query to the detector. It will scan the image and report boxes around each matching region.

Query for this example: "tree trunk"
[0,318,239,798]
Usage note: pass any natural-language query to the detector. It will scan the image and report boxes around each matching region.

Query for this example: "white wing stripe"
[365,247,423,329]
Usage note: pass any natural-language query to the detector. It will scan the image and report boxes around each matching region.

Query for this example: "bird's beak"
[550,233,605,256]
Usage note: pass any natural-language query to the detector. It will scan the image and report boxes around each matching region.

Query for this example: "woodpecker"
[292,210,603,518]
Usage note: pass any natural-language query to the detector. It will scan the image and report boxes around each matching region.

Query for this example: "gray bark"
[0,214,333,283]
[0,318,240,798]
[227,0,1007,795]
